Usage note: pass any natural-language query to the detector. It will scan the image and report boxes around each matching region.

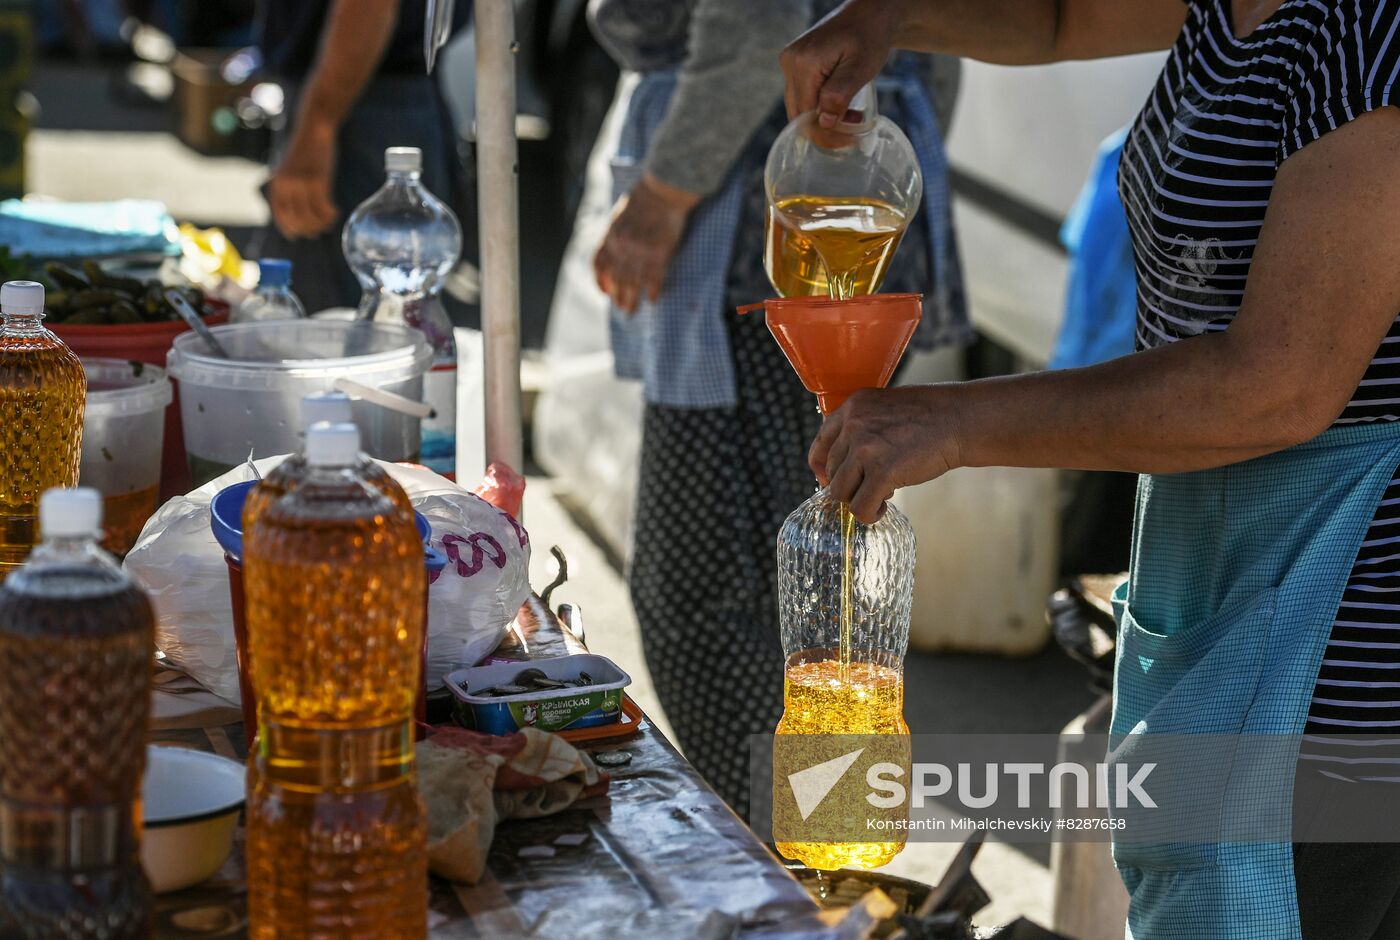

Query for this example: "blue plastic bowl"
[212,479,443,574]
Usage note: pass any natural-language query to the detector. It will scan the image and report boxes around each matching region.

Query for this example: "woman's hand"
[780,0,904,126]
[811,385,964,523]
[594,172,699,314]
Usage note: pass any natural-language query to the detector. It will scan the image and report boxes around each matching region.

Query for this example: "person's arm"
[813,107,1400,522]
[268,0,400,239]
[594,0,809,313]
[782,0,1186,127]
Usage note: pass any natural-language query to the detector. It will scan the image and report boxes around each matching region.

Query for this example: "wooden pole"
[473,0,524,474]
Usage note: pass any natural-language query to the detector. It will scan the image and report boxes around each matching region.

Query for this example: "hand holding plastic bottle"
[780,0,903,125]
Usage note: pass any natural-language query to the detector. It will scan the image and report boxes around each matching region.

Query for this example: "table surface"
[150,598,828,939]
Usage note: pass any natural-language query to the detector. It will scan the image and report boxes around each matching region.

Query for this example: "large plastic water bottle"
[342,146,462,478]
[233,258,308,323]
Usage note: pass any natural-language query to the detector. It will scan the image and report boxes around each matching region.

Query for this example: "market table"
[148,597,829,939]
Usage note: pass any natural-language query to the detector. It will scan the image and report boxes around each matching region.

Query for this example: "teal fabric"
[1111,421,1400,938]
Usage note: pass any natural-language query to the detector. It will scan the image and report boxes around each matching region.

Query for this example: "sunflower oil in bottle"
[762,83,920,303]
[240,391,411,532]
[765,196,907,301]
[243,422,426,939]
[773,490,915,871]
[0,487,154,936]
[0,282,86,580]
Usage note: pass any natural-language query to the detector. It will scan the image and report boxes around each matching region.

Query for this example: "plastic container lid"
[40,487,102,538]
[81,358,173,418]
[166,320,433,392]
[305,422,360,467]
[300,391,354,427]
[1,280,44,316]
[257,258,292,288]
[385,146,422,173]
[211,478,436,563]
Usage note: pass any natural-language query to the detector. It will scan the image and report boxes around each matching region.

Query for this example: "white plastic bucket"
[80,358,174,555]
[166,320,433,485]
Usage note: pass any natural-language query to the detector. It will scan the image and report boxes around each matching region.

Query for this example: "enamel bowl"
[141,745,245,893]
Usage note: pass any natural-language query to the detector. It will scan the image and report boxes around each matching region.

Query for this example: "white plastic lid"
[385,147,422,173]
[300,391,354,428]
[1,280,44,316]
[40,487,102,538]
[304,422,360,467]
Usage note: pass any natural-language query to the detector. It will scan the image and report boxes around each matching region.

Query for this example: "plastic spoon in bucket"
[164,289,231,359]
[332,378,436,420]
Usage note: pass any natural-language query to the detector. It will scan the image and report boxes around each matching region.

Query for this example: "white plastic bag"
[125,458,531,704]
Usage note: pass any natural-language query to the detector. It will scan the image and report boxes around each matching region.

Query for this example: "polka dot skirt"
[629,309,823,819]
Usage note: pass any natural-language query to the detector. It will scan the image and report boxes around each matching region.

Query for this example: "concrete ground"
[27,55,1103,931]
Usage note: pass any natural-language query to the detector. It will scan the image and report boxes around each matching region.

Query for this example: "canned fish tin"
[444,653,632,735]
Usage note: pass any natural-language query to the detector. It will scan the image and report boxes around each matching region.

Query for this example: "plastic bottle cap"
[301,391,354,428]
[258,258,292,287]
[1,280,45,316]
[39,487,102,538]
[304,422,361,467]
[385,147,423,173]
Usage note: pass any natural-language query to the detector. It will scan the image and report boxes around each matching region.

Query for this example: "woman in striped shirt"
[785,1,1400,937]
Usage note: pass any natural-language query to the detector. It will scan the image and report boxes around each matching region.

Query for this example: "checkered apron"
[1110,422,1400,937]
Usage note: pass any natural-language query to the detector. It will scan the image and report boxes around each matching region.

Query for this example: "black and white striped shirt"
[1123,0,1400,422]
[1119,0,1400,775]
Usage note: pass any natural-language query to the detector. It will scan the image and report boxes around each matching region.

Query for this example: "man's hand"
[594,172,699,314]
[780,0,903,125]
[810,384,963,523]
[265,0,400,240]
[268,119,339,240]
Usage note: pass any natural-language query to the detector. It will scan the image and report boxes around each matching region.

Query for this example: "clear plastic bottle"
[243,423,426,938]
[0,281,86,579]
[343,146,462,478]
[764,84,923,301]
[0,487,154,936]
[773,488,915,871]
[234,258,308,323]
[241,391,411,531]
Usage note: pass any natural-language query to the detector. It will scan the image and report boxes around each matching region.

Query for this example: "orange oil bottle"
[0,281,86,579]
[242,422,426,938]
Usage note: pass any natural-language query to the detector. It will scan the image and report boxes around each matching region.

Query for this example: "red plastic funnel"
[740,293,921,415]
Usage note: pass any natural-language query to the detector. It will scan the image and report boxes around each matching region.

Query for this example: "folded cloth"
[417,725,609,884]
[0,199,176,259]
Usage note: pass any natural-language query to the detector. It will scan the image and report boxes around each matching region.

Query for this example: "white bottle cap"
[39,487,103,539]
[1,280,45,316]
[304,422,361,467]
[300,392,354,429]
[385,147,423,173]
